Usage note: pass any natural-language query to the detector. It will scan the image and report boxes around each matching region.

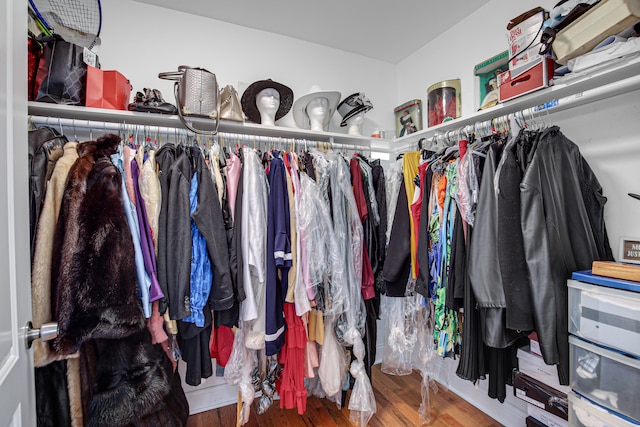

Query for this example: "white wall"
[396,0,556,120]
[98,0,397,136]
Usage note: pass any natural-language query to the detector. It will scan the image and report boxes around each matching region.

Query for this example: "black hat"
[337,93,373,127]
[240,79,294,124]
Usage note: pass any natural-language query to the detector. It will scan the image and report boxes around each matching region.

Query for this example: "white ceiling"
[133,0,490,63]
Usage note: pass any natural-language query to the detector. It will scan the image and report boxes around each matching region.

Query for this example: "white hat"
[292,85,341,130]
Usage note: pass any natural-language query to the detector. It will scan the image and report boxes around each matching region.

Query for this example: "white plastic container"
[569,336,640,423]
[568,279,640,357]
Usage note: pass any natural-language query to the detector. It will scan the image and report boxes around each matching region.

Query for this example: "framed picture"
[474,50,509,110]
[394,99,422,138]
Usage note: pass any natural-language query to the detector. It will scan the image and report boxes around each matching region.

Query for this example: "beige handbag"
[158,65,219,135]
[219,85,244,122]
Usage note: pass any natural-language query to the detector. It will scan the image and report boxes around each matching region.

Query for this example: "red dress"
[276,302,308,414]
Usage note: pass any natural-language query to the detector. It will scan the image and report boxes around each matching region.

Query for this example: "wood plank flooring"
[186,365,503,427]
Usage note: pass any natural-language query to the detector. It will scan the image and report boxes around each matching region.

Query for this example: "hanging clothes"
[155,143,178,316]
[265,152,292,356]
[519,126,612,385]
[402,152,421,279]
[239,147,269,349]
[50,134,188,426]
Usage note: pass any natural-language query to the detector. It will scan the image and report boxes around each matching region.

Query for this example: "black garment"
[36,361,71,427]
[497,139,534,332]
[371,161,387,297]
[165,151,194,320]
[486,344,521,403]
[216,160,244,328]
[382,180,411,297]
[363,298,378,379]
[445,212,465,310]
[303,151,316,181]
[28,127,66,258]
[455,226,487,384]
[178,308,214,386]
[79,330,188,427]
[468,143,518,349]
[415,167,433,297]
[192,148,234,312]
[155,143,178,315]
[520,127,612,385]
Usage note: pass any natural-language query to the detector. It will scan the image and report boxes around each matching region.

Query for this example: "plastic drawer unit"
[569,392,640,427]
[569,336,640,423]
[568,278,640,357]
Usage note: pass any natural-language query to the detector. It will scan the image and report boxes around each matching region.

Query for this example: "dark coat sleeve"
[166,154,193,320]
[415,168,432,297]
[155,143,176,315]
[192,154,234,312]
[382,180,411,297]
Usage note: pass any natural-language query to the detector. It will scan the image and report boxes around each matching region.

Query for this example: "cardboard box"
[528,403,569,427]
[553,0,640,64]
[517,347,571,395]
[513,371,568,421]
[507,9,546,76]
[498,57,555,102]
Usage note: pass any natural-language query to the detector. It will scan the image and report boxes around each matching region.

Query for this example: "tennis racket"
[28,0,102,49]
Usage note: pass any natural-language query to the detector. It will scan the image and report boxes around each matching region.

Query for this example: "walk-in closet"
[3,0,640,426]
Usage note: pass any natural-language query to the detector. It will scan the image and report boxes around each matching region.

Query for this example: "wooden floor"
[186,365,503,427]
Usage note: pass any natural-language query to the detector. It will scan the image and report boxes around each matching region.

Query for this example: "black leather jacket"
[520,127,612,385]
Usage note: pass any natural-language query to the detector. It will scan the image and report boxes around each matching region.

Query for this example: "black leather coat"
[520,127,612,385]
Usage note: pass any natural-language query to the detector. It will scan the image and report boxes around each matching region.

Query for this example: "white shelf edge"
[393,55,640,152]
[27,102,393,153]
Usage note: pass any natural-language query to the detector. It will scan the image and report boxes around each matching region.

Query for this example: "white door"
[0,0,37,425]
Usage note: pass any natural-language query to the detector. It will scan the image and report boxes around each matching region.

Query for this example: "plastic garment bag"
[385,159,404,245]
[456,147,479,226]
[349,359,377,427]
[223,323,257,425]
[298,172,347,317]
[318,316,346,398]
[380,293,419,376]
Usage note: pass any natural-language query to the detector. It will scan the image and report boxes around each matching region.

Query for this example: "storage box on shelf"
[507,9,547,77]
[528,403,568,427]
[518,347,571,395]
[569,391,640,427]
[552,0,640,65]
[568,274,640,357]
[569,336,640,423]
[513,371,568,421]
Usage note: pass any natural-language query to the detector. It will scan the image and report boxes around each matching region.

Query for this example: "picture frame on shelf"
[474,50,509,111]
[394,99,422,138]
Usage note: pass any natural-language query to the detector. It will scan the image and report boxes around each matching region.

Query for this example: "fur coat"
[51,134,188,426]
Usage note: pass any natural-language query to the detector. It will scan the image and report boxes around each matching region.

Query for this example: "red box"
[86,65,132,110]
[498,57,555,103]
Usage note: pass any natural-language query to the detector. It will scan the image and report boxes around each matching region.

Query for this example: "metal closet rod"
[28,115,372,152]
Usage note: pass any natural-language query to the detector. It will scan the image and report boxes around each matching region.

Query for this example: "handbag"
[35,35,91,106]
[28,33,43,101]
[219,85,244,122]
[158,66,219,135]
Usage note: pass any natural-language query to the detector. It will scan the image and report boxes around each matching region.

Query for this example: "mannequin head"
[256,87,280,126]
[345,111,365,135]
[306,97,330,131]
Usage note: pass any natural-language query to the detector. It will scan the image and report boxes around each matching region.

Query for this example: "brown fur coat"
[51,134,188,426]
